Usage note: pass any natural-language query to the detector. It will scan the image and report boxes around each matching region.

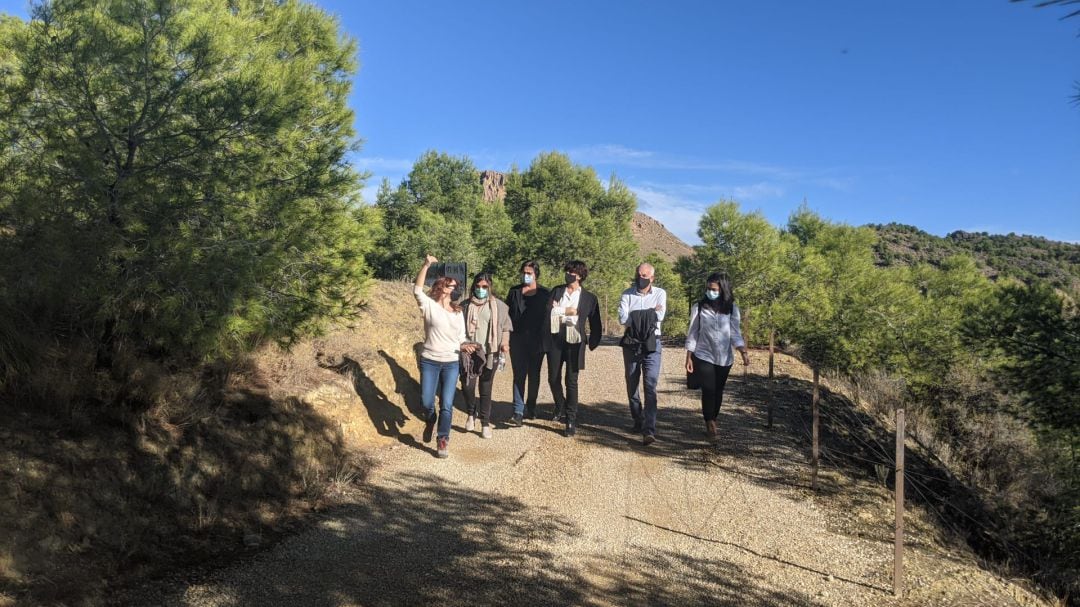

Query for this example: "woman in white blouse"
[685,272,750,440]
[414,254,477,458]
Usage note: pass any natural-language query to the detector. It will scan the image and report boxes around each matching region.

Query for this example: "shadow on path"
[625,515,890,594]
[138,472,827,607]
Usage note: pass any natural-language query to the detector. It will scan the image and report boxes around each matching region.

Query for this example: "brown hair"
[428,276,462,312]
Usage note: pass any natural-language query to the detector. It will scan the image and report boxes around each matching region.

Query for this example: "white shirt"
[414,286,466,363]
[551,287,583,343]
[618,285,667,336]
[685,302,745,367]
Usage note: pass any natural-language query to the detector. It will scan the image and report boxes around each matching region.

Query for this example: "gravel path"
[128,342,1046,607]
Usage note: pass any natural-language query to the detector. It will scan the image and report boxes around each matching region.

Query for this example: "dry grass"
[0,282,428,606]
[783,362,1074,604]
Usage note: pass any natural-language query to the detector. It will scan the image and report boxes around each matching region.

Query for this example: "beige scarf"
[467,297,499,363]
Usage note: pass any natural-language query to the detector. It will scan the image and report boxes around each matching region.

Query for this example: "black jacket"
[542,285,603,368]
[620,309,658,355]
[506,284,550,353]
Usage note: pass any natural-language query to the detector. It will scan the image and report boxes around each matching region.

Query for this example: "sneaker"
[524,406,536,420]
[508,414,523,427]
[423,417,436,443]
[436,436,449,458]
[481,424,493,439]
[643,434,656,446]
[465,414,476,432]
[565,422,576,437]
[551,407,564,422]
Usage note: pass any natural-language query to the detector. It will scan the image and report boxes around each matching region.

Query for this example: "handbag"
[686,308,702,389]
[686,365,701,390]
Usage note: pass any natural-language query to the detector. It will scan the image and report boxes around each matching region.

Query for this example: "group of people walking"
[413,254,748,459]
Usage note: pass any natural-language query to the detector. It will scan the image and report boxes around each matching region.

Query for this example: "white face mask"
[706,290,720,300]
[523,274,534,285]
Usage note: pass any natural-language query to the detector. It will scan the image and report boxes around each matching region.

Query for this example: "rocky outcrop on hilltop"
[480,170,507,203]
[631,211,694,263]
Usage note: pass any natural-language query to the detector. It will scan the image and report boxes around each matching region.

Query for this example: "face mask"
[474,287,488,299]
[706,290,720,301]
[636,277,651,290]
[565,273,576,285]
[523,274,534,285]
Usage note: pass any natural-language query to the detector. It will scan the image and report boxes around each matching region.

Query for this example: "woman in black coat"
[543,260,603,437]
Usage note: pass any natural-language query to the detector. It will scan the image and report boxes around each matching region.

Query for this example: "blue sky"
[3,1,1078,244]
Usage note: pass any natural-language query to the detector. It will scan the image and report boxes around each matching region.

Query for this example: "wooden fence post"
[894,408,905,598]
[766,329,774,428]
[811,367,820,491]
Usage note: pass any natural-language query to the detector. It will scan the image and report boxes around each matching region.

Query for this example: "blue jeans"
[420,357,459,440]
[623,342,662,436]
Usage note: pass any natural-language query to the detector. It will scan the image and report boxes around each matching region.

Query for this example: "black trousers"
[694,355,732,421]
[510,337,544,414]
[547,342,581,423]
[461,365,495,422]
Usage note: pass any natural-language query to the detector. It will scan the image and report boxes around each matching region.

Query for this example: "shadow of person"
[321,356,408,438]
[378,347,426,419]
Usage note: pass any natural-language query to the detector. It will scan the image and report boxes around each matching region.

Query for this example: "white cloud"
[566,144,658,165]
[352,156,415,172]
[566,144,829,182]
[629,185,707,245]
[733,182,786,200]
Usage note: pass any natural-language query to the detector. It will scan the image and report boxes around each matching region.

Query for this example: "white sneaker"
[481,424,492,439]
[465,415,476,432]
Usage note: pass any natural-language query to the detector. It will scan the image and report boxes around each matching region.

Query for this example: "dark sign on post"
[425,262,467,302]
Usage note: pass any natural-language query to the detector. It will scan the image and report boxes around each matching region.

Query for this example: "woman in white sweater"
[414,254,476,458]
[685,272,750,440]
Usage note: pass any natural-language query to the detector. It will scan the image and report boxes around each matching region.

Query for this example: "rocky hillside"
[631,211,694,263]
[871,223,1080,292]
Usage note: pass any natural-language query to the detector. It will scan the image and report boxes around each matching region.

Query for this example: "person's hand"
[424,254,438,265]
[460,343,475,353]
[565,307,578,316]
[500,344,509,353]
[685,356,694,374]
[740,350,750,366]
[655,304,664,312]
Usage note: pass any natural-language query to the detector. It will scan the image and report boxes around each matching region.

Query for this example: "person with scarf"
[414,254,476,459]
[460,272,513,439]
[685,272,750,440]
[543,260,603,437]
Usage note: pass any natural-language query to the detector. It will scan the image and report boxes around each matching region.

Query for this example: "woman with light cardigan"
[414,254,477,458]
[460,271,512,439]
[685,272,750,440]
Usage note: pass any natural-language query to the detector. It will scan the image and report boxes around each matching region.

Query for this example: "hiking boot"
[643,434,656,446]
[465,414,476,432]
[423,417,436,443]
[436,436,449,458]
[508,414,523,427]
[481,424,493,439]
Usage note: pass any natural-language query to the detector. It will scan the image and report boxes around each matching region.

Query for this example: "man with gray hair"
[618,262,667,445]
